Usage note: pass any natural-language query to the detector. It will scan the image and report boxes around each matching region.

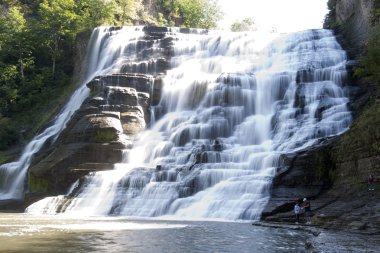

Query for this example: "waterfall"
[27,28,351,221]
[0,27,144,200]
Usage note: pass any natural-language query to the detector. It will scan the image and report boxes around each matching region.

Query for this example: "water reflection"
[0,213,309,253]
[1,213,379,253]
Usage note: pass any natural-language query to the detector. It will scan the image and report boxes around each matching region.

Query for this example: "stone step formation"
[25,28,353,221]
[26,27,174,202]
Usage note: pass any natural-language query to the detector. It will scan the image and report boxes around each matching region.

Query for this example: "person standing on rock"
[294,201,301,224]
[302,198,313,224]
[368,174,375,191]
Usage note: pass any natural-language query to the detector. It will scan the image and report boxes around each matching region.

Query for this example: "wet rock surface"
[263,107,380,233]
[25,26,175,201]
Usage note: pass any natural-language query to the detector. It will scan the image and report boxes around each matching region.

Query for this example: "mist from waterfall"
[26,28,352,221]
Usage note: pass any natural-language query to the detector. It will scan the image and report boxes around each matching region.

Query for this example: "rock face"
[263,2,380,233]
[262,142,335,219]
[26,27,174,199]
[333,0,375,57]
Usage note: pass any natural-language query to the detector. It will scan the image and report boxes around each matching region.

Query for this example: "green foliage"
[78,0,118,29]
[28,173,50,193]
[38,0,79,76]
[331,101,380,190]
[0,115,17,150]
[159,0,181,25]
[0,151,12,165]
[354,25,380,97]
[116,0,134,26]
[92,129,117,142]
[178,0,221,29]
[323,0,338,29]
[336,102,380,157]
[0,63,18,113]
[157,0,222,29]
[157,12,169,26]
[230,18,256,32]
[0,0,222,152]
[0,0,122,151]
[178,0,205,28]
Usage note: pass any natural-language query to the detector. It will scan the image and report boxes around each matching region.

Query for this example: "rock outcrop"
[331,0,375,57]
[25,27,174,201]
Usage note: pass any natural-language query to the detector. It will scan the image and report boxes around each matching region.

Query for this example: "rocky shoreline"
[253,220,380,252]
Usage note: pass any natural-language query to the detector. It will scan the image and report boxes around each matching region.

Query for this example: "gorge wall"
[333,0,375,57]
[264,0,380,233]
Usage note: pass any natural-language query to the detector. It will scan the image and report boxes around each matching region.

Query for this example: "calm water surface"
[0,213,379,253]
[0,213,311,253]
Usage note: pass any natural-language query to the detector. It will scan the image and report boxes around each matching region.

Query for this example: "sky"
[218,0,329,33]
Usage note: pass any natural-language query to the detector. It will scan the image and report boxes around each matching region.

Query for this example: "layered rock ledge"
[25,27,175,203]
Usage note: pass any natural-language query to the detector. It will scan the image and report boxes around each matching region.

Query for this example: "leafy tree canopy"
[230,18,256,32]
[0,0,223,153]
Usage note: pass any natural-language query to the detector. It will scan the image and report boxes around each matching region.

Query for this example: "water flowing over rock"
[18,27,353,221]
[0,27,146,203]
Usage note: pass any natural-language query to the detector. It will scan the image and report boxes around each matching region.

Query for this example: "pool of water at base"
[0,213,378,253]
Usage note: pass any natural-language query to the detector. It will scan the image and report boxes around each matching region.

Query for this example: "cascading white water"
[0,27,145,200]
[27,28,351,221]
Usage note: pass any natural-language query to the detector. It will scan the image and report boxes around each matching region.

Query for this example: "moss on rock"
[28,173,50,193]
[91,129,118,142]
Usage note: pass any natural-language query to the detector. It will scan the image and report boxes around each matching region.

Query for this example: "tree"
[77,0,118,30]
[158,0,180,26]
[230,17,256,32]
[117,0,134,25]
[178,0,222,29]
[0,63,18,115]
[38,0,79,78]
[116,0,136,26]
[324,0,337,29]
[0,4,35,114]
[197,0,221,29]
[0,6,34,88]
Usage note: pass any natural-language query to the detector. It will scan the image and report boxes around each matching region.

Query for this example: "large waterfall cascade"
[14,27,352,221]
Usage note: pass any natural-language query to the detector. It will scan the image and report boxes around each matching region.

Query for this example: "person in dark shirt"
[302,198,313,224]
